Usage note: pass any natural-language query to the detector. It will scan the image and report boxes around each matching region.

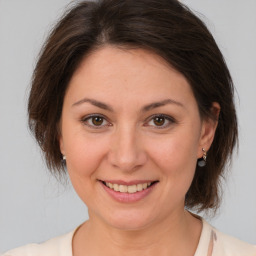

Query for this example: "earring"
[197,148,207,167]
[62,155,66,160]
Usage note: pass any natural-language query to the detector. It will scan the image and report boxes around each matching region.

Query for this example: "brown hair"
[28,0,238,212]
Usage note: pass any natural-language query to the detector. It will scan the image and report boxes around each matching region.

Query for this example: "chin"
[101,209,156,231]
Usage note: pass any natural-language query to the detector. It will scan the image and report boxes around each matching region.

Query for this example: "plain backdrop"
[0,0,255,253]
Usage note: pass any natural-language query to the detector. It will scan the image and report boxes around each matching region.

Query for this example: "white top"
[3,220,256,256]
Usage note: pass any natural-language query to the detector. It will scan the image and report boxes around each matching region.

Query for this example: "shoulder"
[204,221,256,256]
[2,230,74,256]
[213,228,256,256]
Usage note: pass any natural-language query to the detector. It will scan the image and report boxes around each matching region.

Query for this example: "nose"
[107,125,147,172]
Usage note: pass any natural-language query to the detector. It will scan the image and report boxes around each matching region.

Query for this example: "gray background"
[0,0,255,253]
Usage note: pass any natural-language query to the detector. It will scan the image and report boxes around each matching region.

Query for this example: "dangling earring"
[197,148,207,167]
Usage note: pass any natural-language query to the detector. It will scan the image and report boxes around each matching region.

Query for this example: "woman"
[3,0,256,255]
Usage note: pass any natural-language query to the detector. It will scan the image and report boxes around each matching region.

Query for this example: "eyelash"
[81,114,112,129]
[81,114,176,130]
[145,114,176,129]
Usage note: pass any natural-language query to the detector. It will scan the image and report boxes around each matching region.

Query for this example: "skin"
[59,46,219,256]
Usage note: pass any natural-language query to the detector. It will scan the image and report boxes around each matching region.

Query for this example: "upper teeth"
[105,182,152,193]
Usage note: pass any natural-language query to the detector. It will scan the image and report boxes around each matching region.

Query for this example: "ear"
[57,121,65,156]
[59,135,65,156]
[197,102,220,158]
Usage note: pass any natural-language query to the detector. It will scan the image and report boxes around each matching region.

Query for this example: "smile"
[100,180,159,202]
[101,180,158,193]
[104,182,152,193]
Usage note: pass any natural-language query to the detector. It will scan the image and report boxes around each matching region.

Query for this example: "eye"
[146,114,175,129]
[81,114,111,129]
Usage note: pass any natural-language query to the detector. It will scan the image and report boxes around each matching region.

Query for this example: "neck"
[72,210,202,256]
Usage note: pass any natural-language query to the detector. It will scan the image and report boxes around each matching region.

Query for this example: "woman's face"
[60,46,216,230]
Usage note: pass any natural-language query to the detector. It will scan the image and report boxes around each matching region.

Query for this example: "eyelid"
[81,114,112,129]
[144,114,176,129]
[80,113,176,130]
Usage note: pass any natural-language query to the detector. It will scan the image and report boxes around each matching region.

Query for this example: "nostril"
[107,140,148,171]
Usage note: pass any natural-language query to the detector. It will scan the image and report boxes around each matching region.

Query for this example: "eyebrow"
[72,98,114,111]
[72,98,184,112]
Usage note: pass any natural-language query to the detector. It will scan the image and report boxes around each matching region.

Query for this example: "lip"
[99,180,158,203]
[102,180,155,186]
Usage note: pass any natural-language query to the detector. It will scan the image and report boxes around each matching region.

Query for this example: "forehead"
[74,46,182,83]
[65,46,197,111]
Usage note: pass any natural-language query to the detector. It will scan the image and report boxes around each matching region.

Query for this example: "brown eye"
[92,116,104,126]
[82,115,111,129]
[146,114,175,129]
[153,116,165,126]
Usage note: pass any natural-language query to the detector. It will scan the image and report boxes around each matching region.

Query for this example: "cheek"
[65,134,109,177]
[146,132,199,191]
[64,133,110,204]
[148,134,198,171]
[61,118,110,196]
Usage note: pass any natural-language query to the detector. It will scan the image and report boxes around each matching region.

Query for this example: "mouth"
[101,180,159,193]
